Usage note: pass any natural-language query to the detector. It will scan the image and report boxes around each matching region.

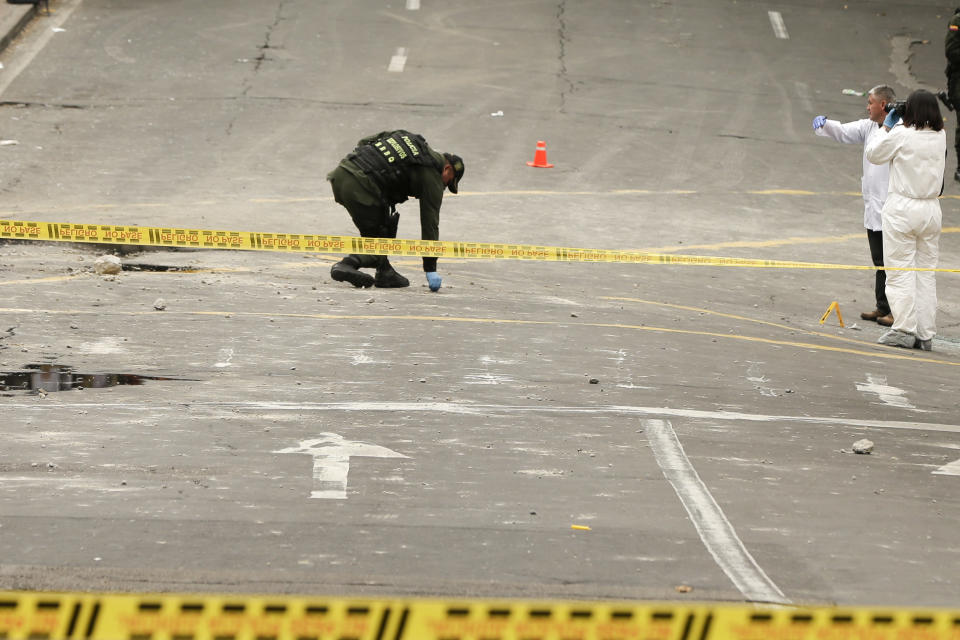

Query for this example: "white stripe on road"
[406,0,420,9]
[768,11,789,40]
[7,402,960,434]
[388,47,408,72]
[644,419,790,604]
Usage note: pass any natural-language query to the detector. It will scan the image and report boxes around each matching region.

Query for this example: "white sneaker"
[878,329,916,349]
[914,338,933,351]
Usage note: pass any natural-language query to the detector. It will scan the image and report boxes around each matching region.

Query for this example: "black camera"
[884,100,907,114]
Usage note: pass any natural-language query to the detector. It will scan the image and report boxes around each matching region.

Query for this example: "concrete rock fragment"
[852,439,874,454]
[93,255,122,275]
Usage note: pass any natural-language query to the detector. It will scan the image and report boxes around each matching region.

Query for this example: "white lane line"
[7,402,960,434]
[406,0,420,9]
[768,11,789,40]
[644,419,790,604]
[388,47,408,72]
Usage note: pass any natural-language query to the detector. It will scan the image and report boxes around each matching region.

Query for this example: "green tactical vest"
[348,130,442,201]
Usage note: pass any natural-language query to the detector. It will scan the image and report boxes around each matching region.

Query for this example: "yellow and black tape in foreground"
[3,218,960,273]
[2,591,960,640]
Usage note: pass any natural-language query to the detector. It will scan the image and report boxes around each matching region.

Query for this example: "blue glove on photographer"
[812,115,827,130]
[425,272,442,292]
[883,109,901,129]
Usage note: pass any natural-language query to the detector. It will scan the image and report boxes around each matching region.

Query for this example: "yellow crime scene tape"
[2,219,959,273]
[2,590,959,640]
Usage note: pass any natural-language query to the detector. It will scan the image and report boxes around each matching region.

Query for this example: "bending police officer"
[327,130,464,291]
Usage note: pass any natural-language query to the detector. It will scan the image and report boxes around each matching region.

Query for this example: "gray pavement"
[0,2,36,55]
[1,0,960,610]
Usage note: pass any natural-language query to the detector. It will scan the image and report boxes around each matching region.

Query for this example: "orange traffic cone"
[526,140,554,168]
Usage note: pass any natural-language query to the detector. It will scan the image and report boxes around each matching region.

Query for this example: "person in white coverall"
[813,85,895,326]
[865,89,946,351]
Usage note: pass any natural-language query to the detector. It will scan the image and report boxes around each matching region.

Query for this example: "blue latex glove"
[883,109,901,129]
[812,115,827,130]
[425,271,442,292]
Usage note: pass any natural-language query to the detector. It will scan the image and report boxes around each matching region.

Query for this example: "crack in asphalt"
[253,0,288,74]
[556,0,574,112]
[230,0,289,135]
[0,101,85,110]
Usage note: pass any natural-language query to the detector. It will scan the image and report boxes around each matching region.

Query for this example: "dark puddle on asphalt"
[0,363,195,395]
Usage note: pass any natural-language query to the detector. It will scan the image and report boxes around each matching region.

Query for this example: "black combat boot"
[374,268,410,288]
[374,262,410,288]
[330,256,374,288]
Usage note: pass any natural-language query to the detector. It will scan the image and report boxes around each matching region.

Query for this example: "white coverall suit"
[865,124,945,341]
[814,118,888,231]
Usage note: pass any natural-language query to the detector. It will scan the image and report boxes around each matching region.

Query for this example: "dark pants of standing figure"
[328,167,397,272]
[867,229,890,316]
[950,72,960,159]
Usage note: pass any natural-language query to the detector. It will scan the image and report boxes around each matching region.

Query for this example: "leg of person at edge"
[326,130,464,291]
[812,85,894,327]
[946,8,960,181]
[864,90,946,352]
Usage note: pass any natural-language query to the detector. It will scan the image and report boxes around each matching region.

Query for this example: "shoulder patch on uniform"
[951,24,959,31]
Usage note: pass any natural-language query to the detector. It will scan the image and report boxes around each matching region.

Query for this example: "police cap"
[443,153,465,194]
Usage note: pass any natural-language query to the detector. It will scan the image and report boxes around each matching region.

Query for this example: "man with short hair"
[812,85,895,326]
[327,130,464,291]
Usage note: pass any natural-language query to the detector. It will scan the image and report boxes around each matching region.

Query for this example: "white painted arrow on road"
[275,433,409,499]
[933,458,960,476]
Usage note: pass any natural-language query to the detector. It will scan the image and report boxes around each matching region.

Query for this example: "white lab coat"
[815,118,888,231]
[865,124,946,340]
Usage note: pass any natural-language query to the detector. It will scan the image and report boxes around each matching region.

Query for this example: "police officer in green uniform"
[946,8,960,180]
[327,130,464,291]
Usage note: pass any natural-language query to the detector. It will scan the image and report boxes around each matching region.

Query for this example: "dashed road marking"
[388,47,408,72]
[768,11,789,39]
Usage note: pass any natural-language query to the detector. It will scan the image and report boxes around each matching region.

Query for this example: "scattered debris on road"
[852,439,874,454]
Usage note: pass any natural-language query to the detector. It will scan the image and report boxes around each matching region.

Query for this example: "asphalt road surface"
[1,0,959,608]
